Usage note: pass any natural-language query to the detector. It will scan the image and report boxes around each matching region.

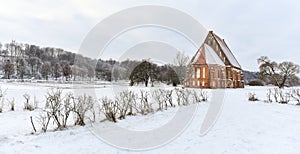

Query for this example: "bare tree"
[3,59,14,79]
[27,57,41,77]
[129,61,158,87]
[62,63,72,81]
[258,56,300,88]
[41,62,51,80]
[53,63,61,80]
[16,58,26,80]
[173,51,190,84]
[87,66,95,81]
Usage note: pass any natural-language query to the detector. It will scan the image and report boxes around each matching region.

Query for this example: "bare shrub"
[291,89,300,105]
[30,116,37,133]
[34,95,39,109]
[115,90,137,119]
[62,92,75,127]
[138,90,153,115]
[175,88,183,106]
[152,89,166,111]
[200,90,209,102]
[266,89,273,103]
[248,92,259,101]
[0,87,6,100]
[100,97,118,122]
[182,89,192,105]
[192,89,202,103]
[164,90,174,108]
[192,89,209,103]
[37,111,51,132]
[175,89,192,106]
[0,88,6,113]
[8,98,15,111]
[73,94,95,126]
[152,89,174,111]
[23,93,34,111]
[45,89,63,129]
[273,88,290,104]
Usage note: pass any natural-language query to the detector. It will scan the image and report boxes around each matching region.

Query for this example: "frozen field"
[0,82,300,153]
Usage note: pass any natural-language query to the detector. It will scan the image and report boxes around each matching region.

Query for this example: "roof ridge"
[211,32,241,68]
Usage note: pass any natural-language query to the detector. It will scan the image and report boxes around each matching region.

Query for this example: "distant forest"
[0,40,184,86]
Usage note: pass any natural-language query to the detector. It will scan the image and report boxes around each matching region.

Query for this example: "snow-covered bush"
[115,90,137,119]
[62,92,75,127]
[273,88,290,104]
[37,112,51,132]
[175,88,193,106]
[33,95,39,109]
[164,89,174,108]
[100,96,118,122]
[248,92,259,101]
[200,90,209,102]
[8,98,15,111]
[265,89,273,103]
[152,89,174,111]
[291,89,300,105]
[34,90,96,132]
[45,89,63,129]
[0,87,6,113]
[192,89,208,102]
[138,90,153,115]
[152,89,166,111]
[23,93,34,111]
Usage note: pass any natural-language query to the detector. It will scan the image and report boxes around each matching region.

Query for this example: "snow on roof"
[191,44,225,66]
[204,44,225,66]
[191,48,201,64]
[214,34,241,68]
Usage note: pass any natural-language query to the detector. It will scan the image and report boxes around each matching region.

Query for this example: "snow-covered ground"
[0,83,300,153]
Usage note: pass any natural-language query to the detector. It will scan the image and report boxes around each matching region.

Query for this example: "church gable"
[185,30,244,89]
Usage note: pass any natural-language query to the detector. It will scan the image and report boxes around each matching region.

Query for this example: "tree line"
[0,40,187,86]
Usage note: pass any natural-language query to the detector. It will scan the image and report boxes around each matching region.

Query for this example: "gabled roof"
[191,43,225,66]
[212,33,241,68]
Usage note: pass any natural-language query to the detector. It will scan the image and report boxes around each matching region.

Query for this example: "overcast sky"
[0,0,299,71]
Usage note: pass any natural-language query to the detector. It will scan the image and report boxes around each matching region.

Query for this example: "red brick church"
[184,31,244,88]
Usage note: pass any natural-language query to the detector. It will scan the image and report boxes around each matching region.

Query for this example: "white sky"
[0,0,299,71]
